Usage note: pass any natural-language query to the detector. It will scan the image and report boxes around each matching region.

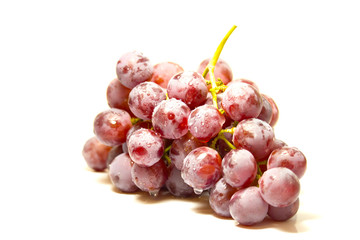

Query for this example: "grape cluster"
[82,26,307,226]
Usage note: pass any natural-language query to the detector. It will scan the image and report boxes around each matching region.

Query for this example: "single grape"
[263,94,279,127]
[106,144,124,167]
[131,160,168,196]
[152,99,190,139]
[221,82,263,122]
[108,153,138,192]
[232,118,275,160]
[106,78,131,112]
[268,198,300,221]
[165,165,195,197]
[257,138,288,173]
[197,58,233,85]
[257,94,273,124]
[229,186,269,226]
[267,146,307,179]
[116,51,153,89]
[167,71,208,109]
[169,132,205,170]
[93,108,132,146]
[222,149,257,188]
[188,105,225,142]
[181,146,222,194]
[127,128,164,167]
[259,167,300,207]
[125,121,153,146]
[82,136,112,171]
[209,178,238,218]
[128,82,166,120]
[150,62,184,88]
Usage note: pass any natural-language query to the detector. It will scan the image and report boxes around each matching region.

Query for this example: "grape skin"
[221,82,263,122]
[209,178,238,218]
[169,132,205,170]
[259,167,300,207]
[165,165,195,197]
[232,118,275,160]
[128,82,166,120]
[106,144,124,167]
[229,186,269,226]
[106,78,131,112]
[268,198,300,221]
[131,160,168,196]
[188,105,225,142]
[127,128,164,167]
[222,149,257,188]
[257,94,273,124]
[116,51,153,89]
[93,108,132,147]
[181,146,222,194]
[152,99,190,139]
[82,136,112,171]
[263,94,279,127]
[267,146,307,179]
[167,71,208,109]
[108,153,138,193]
[150,62,184,88]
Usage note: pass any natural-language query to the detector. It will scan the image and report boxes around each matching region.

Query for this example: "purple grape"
[209,178,238,218]
[181,146,222,194]
[167,71,208,109]
[128,82,166,120]
[106,78,131,112]
[232,118,275,160]
[229,186,269,226]
[150,62,184,88]
[267,146,307,179]
[228,78,259,91]
[131,160,168,196]
[222,149,257,188]
[93,108,132,146]
[116,51,153,89]
[268,198,300,221]
[259,167,300,207]
[169,132,205,170]
[152,99,190,139]
[188,105,225,142]
[165,165,194,197]
[82,136,112,171]
[263,94,279,127]
[108,153,138,192]
[127,128,164,167]
[221,82,263,122]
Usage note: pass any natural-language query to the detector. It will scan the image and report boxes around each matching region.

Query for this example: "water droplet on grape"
[194,188,203,195]
[149,189,159,197]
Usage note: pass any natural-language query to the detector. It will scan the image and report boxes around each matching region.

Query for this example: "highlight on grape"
[82,25,307,226]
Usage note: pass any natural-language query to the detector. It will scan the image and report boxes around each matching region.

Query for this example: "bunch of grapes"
[82,26,307,226]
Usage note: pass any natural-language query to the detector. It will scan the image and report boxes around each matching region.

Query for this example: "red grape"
[229,186,268,226]
[259,167,300,207]
[82,136,112,171]
[263,94,279,127]
[232,118,275,160]
[116,51,153,89]
[108,153,138,192]
[150,62,183,88]
[197,58,233,85]
[209,178,238,218]
[221,82,263,122]
[106,78,131,112]
[181,146,222,194]
[167,71,208,109]
[188,105,225,142]
[222,149,257,188]
[127,128,164,167]
[165,165,194,197]
[268,198,300,221]
[128,82,166,120]
[257,94,273,124]
[93,108,132,146]
[152,99,190,139]
[267,146,307,179]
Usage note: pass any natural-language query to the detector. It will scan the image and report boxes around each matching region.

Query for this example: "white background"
[1,0,359,239]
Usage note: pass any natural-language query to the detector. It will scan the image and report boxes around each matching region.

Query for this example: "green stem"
[218,135,236,150]
[202,25,237,109]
